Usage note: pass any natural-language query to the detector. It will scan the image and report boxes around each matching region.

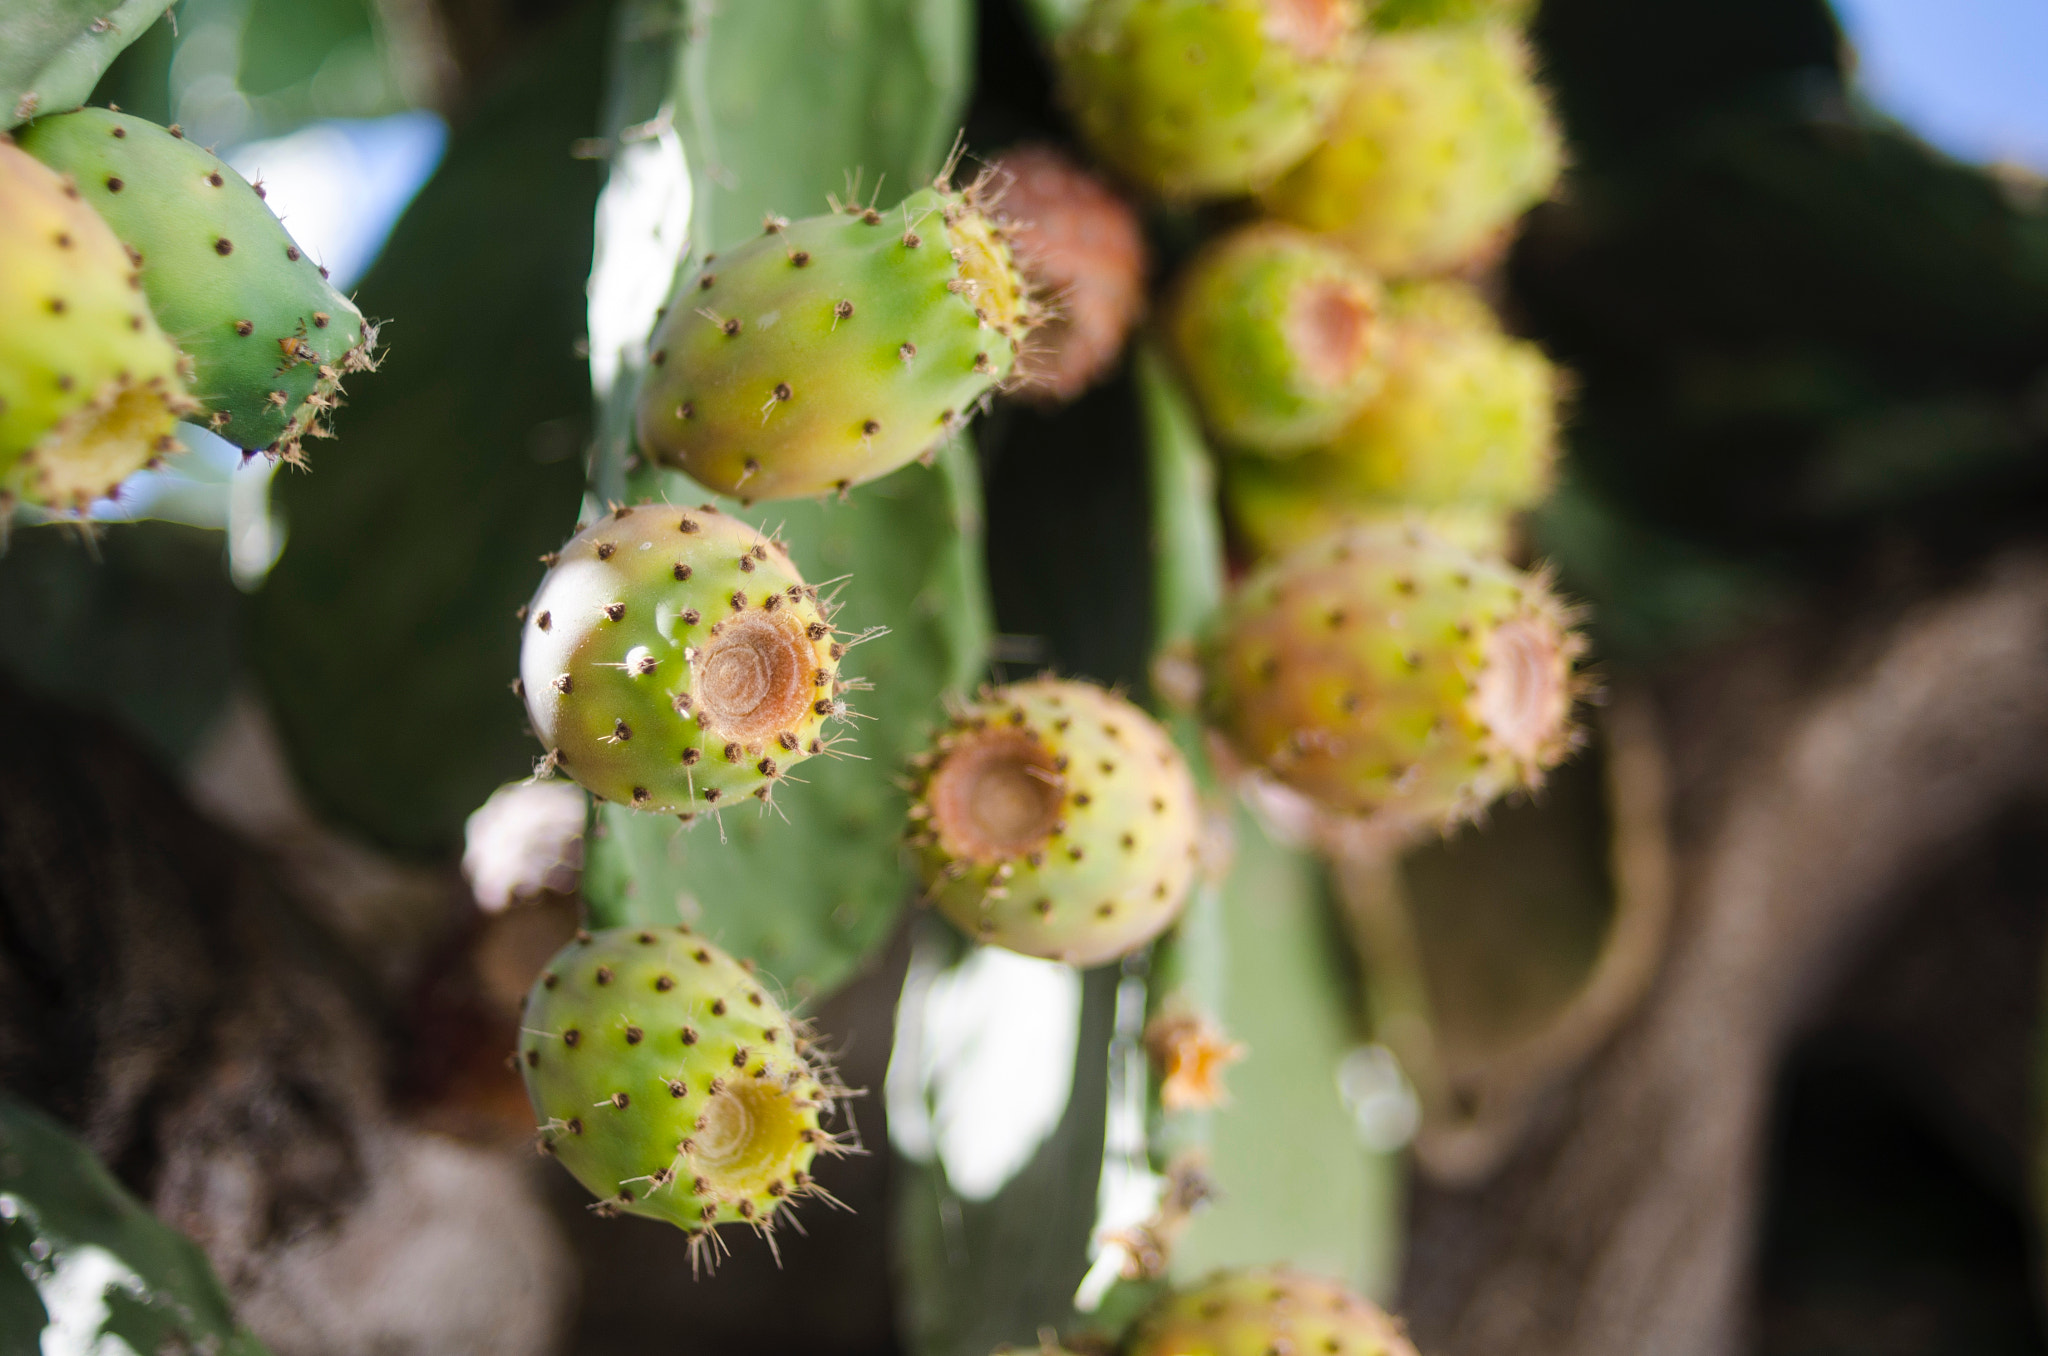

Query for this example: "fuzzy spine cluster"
[1261,25,1561,277]
[1204,521,1581,826]
[1124,1267,1418,1356]
[635,181,1034,502]
[1224,278,1557,557]
[1059,0,1363,201]
[1169,223,1386,455]
[519,503,852,819]
[520,926,847,1259]
[907,678,1201,968]
[0,140,191,510]
[17,108,377,463]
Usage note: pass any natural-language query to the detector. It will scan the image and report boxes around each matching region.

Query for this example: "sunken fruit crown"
[518,503,851,819]
[16,108,377,464]
[634,180,1034,502]
[1124,1266,1418,1356]
[907,678,1201,968]
[1204,521,1582,826]
[1059,0,1364,201]
[1261,24,1561,277]
[0,140,193,511]
[1169,223,1386,456]
[520,926,846,1257]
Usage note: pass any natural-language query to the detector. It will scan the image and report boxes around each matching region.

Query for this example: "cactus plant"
[1204,521,1583,826]
[634,182,1034,501]
[519,926,847,1254]
[1168,224,1386,456]
[1261,25,1561,277]
[1125,1267,1417,1356]
[907,676,1201,967]
[1,0,167,130]
[1058,0,1364,201]
[519,502,850,819]
[16,107,377,463]
[0,139,191,511]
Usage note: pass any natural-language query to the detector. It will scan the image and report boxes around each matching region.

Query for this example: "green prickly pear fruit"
[634,180,1034,502]
[1168,223,1387,456]
[906,677,1201,968]
[16,108,378,463]
[1125,1267,1418,1356]
[519,926,845,1251]
[0,139,193,510]
[519,503,851,819]
[1220,279,1557,555]
[1370,0,1534,29]
[1204,521,1581,825]
[1261,25,1561,276]
[1058,0,1364,201]
[988,144,1148,405]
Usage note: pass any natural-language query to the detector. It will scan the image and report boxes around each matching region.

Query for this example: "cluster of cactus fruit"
[0,104,379,514]
[1,0,1585,1337]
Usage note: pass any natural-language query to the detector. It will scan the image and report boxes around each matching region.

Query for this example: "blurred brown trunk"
[1398,550,2048,1356]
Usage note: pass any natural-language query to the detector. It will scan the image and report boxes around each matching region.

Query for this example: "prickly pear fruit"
[1058,0,1364,201]
[635,181,1034,501]
[1221,279,1557,554]
[1204,521,1581,825]
[520,926,845,1250]
[0,140,192,510]
[906,677,1200,967]
[988,144,1148,404]
[1261,25,1561,276]
[1370,0,1533,29]
[1169,224,1386,456]
[519,503,851,819]
[16,108,377,463]
[1126,1267,1418,1356]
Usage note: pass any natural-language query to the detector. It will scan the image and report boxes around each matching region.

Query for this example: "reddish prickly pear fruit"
[635,180,1034,502]
[16,109,378,464]
[519,926,846,1253]
[987,144,1148,405]
[1059,0,1364,201]
[1204,521,1581,826]
[906,677,1200,968]
[1125,1267,1418,1356]
[1222,278,1557,556]
[1169,223,1386,456]
[0,141,193,510]
[1261,25,1561,277]
[519,503,850,819]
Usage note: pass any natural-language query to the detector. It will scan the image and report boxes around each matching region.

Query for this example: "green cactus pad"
[0,139,192,510]
[1261,24,1561,276]
[1169,223,1387,456]
[1126,1267,1417,1356]
[519,502,850,818]
[1204,521,1582,826]
[907,677,1200,967]
[1059,0,1363,201]
[635,183,1032,501]
[16,108,377,463]
[520,926,845,1248]
[1222,279,1557,555]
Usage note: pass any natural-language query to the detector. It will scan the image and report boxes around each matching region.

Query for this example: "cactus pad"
[1059,0,1363,201]
[1261,25,1561,276]
[519,503,851,819]
[635,182,1032,501]
[906,677,1200,967]
[520,926,846,1251]
[1204,521,1582,825]
[17,108,376,463]
[1169,223,1386,456]
[0,139,191,509]
[1126,1267,1418,1356]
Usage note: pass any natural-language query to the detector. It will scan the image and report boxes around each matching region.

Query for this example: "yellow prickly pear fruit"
[1261,24,1561,276]
[1126,1267,1419,1356]
[0,140,192,510]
